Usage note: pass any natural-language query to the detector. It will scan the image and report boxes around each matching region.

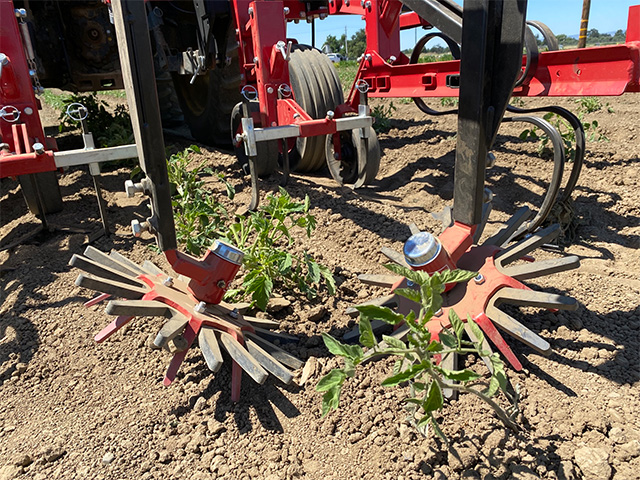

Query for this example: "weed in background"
[371,102,396,133]
[317,264,519,443]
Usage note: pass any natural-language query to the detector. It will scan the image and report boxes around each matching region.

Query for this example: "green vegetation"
[371,102,396,133]
[168,147,335,311]
[317,264,519,442]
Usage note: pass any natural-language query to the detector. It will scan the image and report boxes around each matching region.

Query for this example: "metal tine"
[499,255,580,281]
[473,201,493,244]
[474,314,522,370]
[241,315,281,329]
[345,294,398,317]
[358,274,402,288]
[76,273,146,299]
[381,247,410,269]
[142,260,165,276]
[493,286,578,311]
[84,292,111,308]
[245,332,304,370]
[485,303,551,355]
[109,250,146,275]
[494,224,560,267]
[153,313,189,348]
[463,323,494,373]
[245,337,294,384]
[95,315,135,343]
[106,299,172,317]
[253,326,299,345]
[199,326,224,373]
[84,246,140,277]
[70,254,144,287]
[408,223,421,236]
[217,331,268,384]
[484,206,532,247]
[441,352,458,399]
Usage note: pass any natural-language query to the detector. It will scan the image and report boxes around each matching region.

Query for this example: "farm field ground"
[0,92,639,480]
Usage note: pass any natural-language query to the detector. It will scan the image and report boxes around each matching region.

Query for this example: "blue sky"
[287,0,637,51]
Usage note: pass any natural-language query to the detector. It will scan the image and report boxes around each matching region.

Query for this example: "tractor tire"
[231,102,279,177]
[155,71,184,128]
[18,171,63,216]
[288,45,344,172]
[171,27,242,146]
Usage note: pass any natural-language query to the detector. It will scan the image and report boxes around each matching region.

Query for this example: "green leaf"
[343,358,356,378]
[321,333,363,362]
[423,380,443,413]
[381,363,426,387]
[383,263,429,286]
[395,288,421,304]
[449,310,464,342]
[518,130,530,140]
[244,271,273,311]
[355,304,405,325]
[426,340,443,352]
[279,253,293,274]
[382,335,406,350]
[316,369,346,392]
[359,317,377,348]
[430,417,448,444]
[467,315,485,346]
[321,387,341,416]
[438,332,457,349]
[438,269,478,285]
[437,367,482,382]
[318,264,336,295]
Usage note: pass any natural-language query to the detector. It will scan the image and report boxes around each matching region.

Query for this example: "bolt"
[299,11,306,17]
[388,56,397,64]
[434,308,443,317]
[326,110,335,120]
[483,188,494,203]
[124,179,144,198]
[474,274,485,285]
[163,276,174,287]
[320,13,327,19]
[293,113,301,119]
[361,0,365,6]
[0,54,8,66]
[248,7,253,16]
[253,56,259,65]
[283,6,290,14]
[365,0,372,8]
[14,8,26,18]
[267,86,274,94]
[131,219,150,238]
[32,142,44,155]
[217,280,226,289]
[486,152,496,168]
[365,54,372,62]
[194,301,207,314]
[0,143,10,151]
[406,280,414,287]
[24,107,33,115]
[333,152,340,160]
[235,133,244,145]
[229,308,239,319]
[345,0,350,5]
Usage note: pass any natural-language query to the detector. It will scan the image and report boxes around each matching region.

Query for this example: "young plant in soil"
[317,264,519,443]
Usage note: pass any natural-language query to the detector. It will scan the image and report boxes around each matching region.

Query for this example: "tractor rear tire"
[18,171,63,216]
[288,45,344,172]
[171,27,242,146]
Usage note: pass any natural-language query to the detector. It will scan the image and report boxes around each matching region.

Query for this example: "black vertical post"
[111,0,177,252]
[453,0,527,226]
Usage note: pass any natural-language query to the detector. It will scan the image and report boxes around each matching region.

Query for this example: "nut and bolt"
[388,56,397,64]
[14,8,26,18]
[131,219,150,237]
[486,152,496,168]
[163,276,174,287]
[283,6,290,14]
[217,280,226,288]
[194,301,207,314]
[0,143,10,151]
[365,0,372,8]
[24,107,33,115]
[345,0,350,5]
[406,280,414,287]
[267,86,274,94]
[293,113,301,119]
[474,274,485,285]
[434,308,443,317]
[326,110,335,120]
[247,7,253,16]
[0,54,9,66]
[229,308,239,319]
[32,142,45,154]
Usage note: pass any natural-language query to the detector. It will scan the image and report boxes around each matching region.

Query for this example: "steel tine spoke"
[105,299,171,317]
[76,273,146,299]
[245,332,304,370]
[241,315,281,328]
[408,223,421,235]
[245,337,294,384]
[381,247,410,268]
[84,246,140,277]
[345,294,398,317]
[441,352,458,399]
[495,224,560,267]
[153,314,189,348]
[142,260,165,276]
[109,250,146,275]
[70,254,143,287]
[95,315,135,343]
[198,326,224,373]
[84,293,111,308]
[474,314,522,370]
[218,331,268,384]
[499,255,580,280]
[163,323,198,386]
[252,326,298,344]
[463,323,494,373]
[486,304,551,355]
[473,201,493,244]
[484,206,532,247]
[494,286,578,311]
[357,274,402,288]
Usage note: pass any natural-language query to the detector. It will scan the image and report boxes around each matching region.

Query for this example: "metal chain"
[15,8,44,95]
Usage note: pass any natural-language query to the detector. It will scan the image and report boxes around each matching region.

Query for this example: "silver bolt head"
[124,180,137,197]
[163,276,174,287]
[283,7,290,14]
[0,54,8,65]
[32,142,45,154]
[0,143,9,150]
[474,274,485,285]
[194,301,207,314]
[326,110,335,119]
[131,219,147,237]
[486,152,496,168]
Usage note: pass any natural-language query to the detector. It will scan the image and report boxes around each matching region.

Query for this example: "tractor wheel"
[231,102,279,177]
[288,45,343,172]
[155,71,184,128]
[18,171,63,216]
[171,27,242,146]
[325,126,380,188]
